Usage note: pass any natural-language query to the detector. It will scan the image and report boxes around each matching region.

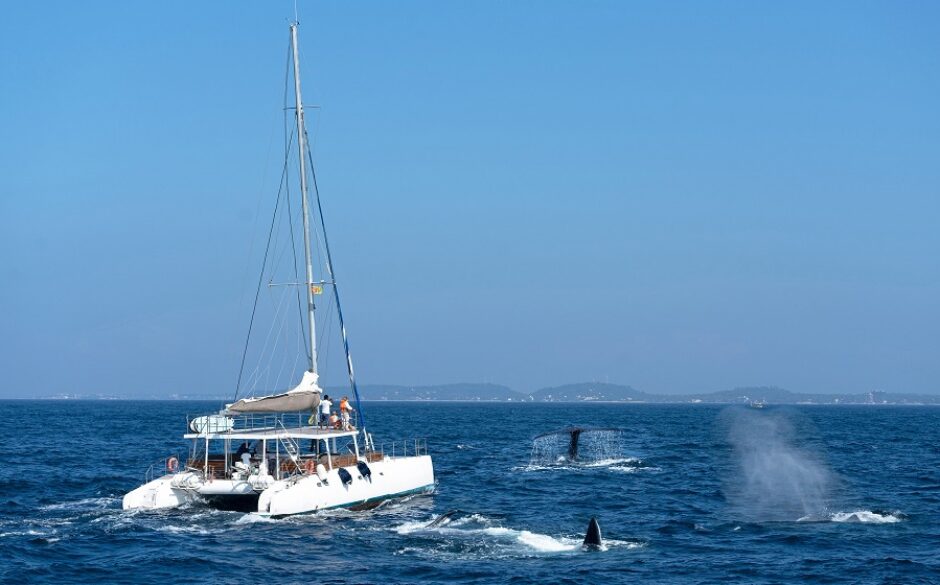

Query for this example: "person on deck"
[234,442,252,466]
[235,441,250,458]
[339,396,355,430]
[318,395,333,428]
[329,412,340,429]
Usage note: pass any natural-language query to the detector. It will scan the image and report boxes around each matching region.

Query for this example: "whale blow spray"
[725,409,834,521]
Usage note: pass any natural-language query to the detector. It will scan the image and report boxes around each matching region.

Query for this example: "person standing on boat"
[318,395,333,428]
[339,396,354,430]
[234,442,252,467]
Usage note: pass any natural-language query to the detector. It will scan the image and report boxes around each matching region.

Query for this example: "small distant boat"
[747,400,765,409]
[123,21,434,516]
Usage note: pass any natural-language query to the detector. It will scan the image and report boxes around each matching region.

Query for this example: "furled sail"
[227,370,322,413]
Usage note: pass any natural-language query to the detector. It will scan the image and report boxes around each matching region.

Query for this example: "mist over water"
[724,409,836,521]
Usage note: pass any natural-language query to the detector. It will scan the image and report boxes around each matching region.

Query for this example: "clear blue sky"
[1,1,938,398]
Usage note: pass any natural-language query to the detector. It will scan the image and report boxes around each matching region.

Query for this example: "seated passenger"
[235,441,250,459]
[329,412,341,429]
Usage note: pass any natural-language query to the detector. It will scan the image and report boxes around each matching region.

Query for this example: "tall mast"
[290,23,318,374]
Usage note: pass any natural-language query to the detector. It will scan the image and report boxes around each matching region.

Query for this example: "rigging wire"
[304,128,366,428]
[244,287,292,396]
[318,290,337,384]
[232,132,295,403]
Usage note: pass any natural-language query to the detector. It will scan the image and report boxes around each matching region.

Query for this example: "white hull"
[122,473,198,510]
[123,470,266,511]
[259,455,434,516]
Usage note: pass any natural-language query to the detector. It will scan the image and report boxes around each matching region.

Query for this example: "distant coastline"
[19,382,940,405]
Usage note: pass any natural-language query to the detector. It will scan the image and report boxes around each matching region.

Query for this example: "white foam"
[613,539,646,550]
[829,510,903,524]
[394,521,428,535]
[39,497,118,512]
[0,528,53,538]
[515,457,654,474]
[583,457,641,468]
[515,530,578,552]
[155,524,216,535]
[610,464,662,474]
[449,513,492,527]
[235,513,276,525]
[797,510,904,524]
[512,464,555,472]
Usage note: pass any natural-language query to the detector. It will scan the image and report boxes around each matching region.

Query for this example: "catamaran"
[123,22,435,516]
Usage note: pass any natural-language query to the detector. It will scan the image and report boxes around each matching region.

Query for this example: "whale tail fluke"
[583,516,602,549]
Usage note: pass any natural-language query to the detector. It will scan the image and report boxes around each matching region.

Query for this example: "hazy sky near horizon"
[1,1,938,398]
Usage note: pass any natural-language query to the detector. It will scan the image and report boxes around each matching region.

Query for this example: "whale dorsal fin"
[583,516,602,548]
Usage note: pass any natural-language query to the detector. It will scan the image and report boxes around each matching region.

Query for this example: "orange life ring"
[304,459,317,474]
[167,456,179,472]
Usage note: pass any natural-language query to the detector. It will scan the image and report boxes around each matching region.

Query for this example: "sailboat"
[123,22,435,515]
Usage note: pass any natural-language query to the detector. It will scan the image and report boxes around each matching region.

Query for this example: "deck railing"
[372,438,429,460]
[144,452,184,482]
[186,410,360,433]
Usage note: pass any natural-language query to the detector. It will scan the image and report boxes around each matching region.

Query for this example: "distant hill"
[529,383,650,402]
[357,383,522,401]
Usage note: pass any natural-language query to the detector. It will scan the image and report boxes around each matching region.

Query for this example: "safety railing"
[372,438,429,460]
[144,452,183,482]
[186,411,360,434]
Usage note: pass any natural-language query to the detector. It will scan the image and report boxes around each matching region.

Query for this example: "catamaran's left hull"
[123,473,264,511]
[122,474,198,510]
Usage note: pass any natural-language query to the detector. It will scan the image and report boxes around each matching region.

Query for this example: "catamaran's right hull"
[258,455,434,516]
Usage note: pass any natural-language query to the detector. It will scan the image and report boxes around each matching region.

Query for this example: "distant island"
[34,383,940,405]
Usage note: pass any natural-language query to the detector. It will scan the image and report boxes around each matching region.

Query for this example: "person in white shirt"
[318,395,333,428]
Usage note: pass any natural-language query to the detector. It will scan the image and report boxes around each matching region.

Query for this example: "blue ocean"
[1,400,938,584]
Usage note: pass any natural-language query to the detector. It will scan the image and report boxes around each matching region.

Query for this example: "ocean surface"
[1,400,939,584]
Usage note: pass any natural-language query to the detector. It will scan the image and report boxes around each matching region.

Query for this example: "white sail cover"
[227,370,322,413]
